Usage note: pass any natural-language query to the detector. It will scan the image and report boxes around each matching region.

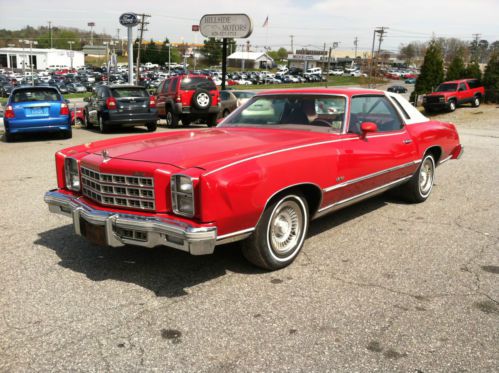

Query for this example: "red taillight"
[106,97,117,110]
[4,105,15,119]
[149,96,156,108]
[60,103,69,115]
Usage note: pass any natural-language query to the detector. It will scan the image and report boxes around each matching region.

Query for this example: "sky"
[1,0,498,53]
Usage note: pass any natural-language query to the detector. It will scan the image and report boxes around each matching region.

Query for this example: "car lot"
[0,105,498,371]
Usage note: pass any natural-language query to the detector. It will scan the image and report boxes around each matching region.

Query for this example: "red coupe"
[44,88,463,270]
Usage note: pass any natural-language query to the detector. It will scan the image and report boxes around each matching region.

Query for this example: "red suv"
[156,74,220,127]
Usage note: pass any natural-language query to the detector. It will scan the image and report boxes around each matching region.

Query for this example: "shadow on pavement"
[35,193,400,297]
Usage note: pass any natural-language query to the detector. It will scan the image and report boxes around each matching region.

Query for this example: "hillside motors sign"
[199,14,253,39]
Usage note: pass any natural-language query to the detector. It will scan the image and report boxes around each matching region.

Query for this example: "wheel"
[207,114,217,127]
[98,116,108,133]
[472,96,481,108]
[399,154,435,203]
[222,109,230,118]
[146,122,157,132]
[4,129,14,142]
[84,112,92,129]
[242,194,309,270]
[165,109,179,127]
[61,128,72,139]
[192,89,212,110]
[448,100,456,112]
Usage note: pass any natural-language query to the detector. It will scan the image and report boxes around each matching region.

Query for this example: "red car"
[44,88,463,270]
[423,79,484,113]
[70,106,85,126]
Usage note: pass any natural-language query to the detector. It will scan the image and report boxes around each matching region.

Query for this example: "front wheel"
[146,122,157,132]
[448,100,456,112]
[399,154,435,203]
[98,116,108,133]
[242,194,309,270]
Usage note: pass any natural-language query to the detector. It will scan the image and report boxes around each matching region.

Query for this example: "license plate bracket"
[80,219,107,246]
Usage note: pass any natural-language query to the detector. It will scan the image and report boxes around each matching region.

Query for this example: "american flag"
[262,16,269,27]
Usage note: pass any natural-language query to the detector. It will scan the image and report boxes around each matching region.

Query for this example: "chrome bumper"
[44,190,217,255]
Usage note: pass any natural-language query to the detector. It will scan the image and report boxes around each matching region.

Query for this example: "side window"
[168,78,177,92]
[459,82,467,91]
[156,81,164,95]
[349,95,403,134]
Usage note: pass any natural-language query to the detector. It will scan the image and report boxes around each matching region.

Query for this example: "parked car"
[70,106,85,126]
[83,85,158,133]
[231,90,256,107]
[66,83,87,93]
[422,79,484,113]
[219,90,238,118]
[156,74,220,127]
[1,83,13,98]
[405,78,416,84]
[387,85,408,94]
[44,88,462,270]
[3,86,71,141]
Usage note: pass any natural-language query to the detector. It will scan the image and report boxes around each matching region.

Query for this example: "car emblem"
[102,149,110,162]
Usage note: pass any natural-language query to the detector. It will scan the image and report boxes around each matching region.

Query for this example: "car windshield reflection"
[221,95,346,132]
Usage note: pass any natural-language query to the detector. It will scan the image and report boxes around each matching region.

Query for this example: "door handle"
[403,139,413,144]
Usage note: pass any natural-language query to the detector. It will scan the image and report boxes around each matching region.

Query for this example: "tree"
[277,47,288,60]
[465,62,482,80]
[483,51,499,88]
[414,40,444,95]
[201,38,223,66]
[446,54,466,81]
[399,43,416,64]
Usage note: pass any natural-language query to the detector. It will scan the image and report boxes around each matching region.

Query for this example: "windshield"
[233,91,256,99]
[221,95,346,132]
[436,83,458,92]
[12,88,61,102]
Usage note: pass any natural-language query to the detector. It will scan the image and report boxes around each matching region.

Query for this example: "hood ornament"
[102,149,110,162]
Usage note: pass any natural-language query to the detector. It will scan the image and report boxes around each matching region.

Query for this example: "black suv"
[84,85,158,133]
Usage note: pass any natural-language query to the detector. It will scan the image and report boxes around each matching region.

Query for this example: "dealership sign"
[119,13,140,27]
[199,14,253,38]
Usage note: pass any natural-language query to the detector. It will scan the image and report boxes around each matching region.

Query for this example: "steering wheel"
[310,118,332,127]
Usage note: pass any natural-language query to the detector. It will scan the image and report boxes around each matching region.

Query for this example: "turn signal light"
[4,105,15,119]
[106,97,117,110]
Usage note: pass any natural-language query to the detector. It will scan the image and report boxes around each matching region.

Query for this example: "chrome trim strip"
[216,228,255,245]
[203,137,358,176]
[317,175,412,214]
[323,160,420,192]
[439,155,452,165]
[217,227,255,240]
[44,190,217,256]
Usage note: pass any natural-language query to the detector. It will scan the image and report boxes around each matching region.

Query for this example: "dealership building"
[0,47,85,70]
[227,52,275,69]
[287,49,371,70]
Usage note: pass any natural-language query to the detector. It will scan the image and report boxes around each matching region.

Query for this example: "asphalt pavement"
[0,104,497,372]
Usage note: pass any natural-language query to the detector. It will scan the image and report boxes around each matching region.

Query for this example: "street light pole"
[67,41,75,69]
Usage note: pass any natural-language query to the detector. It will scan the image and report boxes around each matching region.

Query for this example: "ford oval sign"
[119,13,139,27]
[199,14,253,39]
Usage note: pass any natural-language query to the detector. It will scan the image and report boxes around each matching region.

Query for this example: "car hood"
[87,128,330,172]
[427,91,455,97]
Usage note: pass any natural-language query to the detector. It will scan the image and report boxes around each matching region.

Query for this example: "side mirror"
[360,122,378,136]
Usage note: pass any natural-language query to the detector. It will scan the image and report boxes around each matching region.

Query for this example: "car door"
[458,81,473,103]
[324,94,418,206]
[156,80,167,117]
[87,88,99,124]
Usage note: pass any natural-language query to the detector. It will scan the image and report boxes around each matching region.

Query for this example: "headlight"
[171,175,195,217]
[64,157,80,191]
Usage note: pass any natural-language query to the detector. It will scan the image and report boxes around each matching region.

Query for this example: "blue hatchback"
[3,86,72,142]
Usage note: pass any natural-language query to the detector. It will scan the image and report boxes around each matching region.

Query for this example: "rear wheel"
[222,109,230,118]
[207,114,217,127]
[472,95,481,108]
[4,129,15,142]
[242,194,309,270]
[165,109,179,127]
[84,112,92,129]
[61,128,72,139]
[99,116,108,133]
[146,122,157,132]
[399,154,435,203]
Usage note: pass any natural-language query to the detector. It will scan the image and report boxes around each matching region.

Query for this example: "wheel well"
[425,146,442,164]
[266,184,323,217]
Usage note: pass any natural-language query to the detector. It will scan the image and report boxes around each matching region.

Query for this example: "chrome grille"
[81,167,155,211]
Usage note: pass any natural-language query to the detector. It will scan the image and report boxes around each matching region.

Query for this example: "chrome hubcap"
[269,200,303,256]
[166,112,172,125]
[419,158,434,195]
[197,93,210,107]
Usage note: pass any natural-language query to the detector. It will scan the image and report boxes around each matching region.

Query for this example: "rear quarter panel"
[406,120,460,161]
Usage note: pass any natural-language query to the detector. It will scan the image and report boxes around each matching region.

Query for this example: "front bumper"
[44,190,217,255]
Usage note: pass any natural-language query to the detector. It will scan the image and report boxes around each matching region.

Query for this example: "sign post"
[119,13,140,85]
[200,14,253,91]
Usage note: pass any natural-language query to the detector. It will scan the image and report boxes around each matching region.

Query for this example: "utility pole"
[325,46,332,88]
[369,27,388,85]
[135,13,150,85]
[376,27,388,77]
[354,36,358,59]
[289,35,294,54]
[472,33,481,62]
[48,21,53,49]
